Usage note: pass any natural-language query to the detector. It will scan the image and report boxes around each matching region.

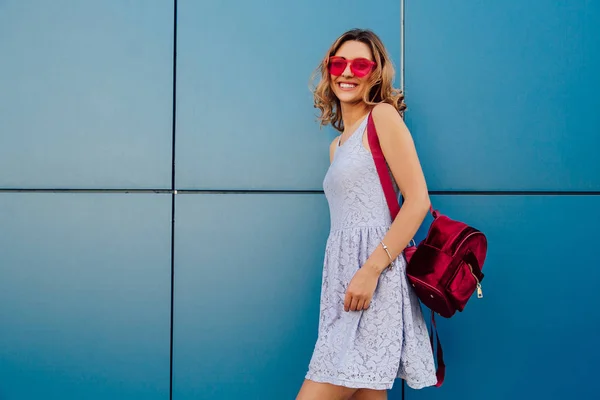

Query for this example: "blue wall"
[403,1,599,399]
[0,1,598,399]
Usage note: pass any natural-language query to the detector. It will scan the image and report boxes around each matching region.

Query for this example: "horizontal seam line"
[0,189,598,195]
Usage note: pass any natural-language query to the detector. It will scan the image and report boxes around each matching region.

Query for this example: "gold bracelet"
[380,241,394,270]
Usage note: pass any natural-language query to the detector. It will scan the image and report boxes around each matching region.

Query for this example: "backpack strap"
[366,109,445,388]
[367,112,435,216]
[366,111,400,220]
[430,312,446,387]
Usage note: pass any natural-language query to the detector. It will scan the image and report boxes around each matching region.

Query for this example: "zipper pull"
[476,283,483,299]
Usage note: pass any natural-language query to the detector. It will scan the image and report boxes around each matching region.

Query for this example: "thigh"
[350,389,388,400]
[296,379,357,400]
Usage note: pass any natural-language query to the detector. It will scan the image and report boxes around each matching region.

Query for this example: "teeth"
[340,83,357,89]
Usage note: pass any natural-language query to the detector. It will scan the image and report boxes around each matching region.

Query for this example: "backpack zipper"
[467,262,484,298]
[452,230,483,257]
[455,230,484,299]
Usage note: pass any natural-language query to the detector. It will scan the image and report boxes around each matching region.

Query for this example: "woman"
[296,29,437,400]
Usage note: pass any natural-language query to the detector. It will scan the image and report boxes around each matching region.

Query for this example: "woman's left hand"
[344,266,381,312]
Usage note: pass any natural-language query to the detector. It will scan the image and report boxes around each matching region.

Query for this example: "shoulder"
[370,103,408,137]
[371,103,404,125]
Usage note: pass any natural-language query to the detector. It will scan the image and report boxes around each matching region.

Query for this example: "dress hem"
[305,373,393,390]
[400,375,439,390]
[304,372,439,391]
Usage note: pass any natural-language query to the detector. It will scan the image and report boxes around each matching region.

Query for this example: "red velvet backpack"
[366,112,488,387]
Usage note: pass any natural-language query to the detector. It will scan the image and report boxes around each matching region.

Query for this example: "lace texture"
[305,116,437,390]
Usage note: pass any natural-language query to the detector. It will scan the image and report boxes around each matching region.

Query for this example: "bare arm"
[363,103,431,274]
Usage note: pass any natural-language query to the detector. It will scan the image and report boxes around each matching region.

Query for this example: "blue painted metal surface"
[172,193,330,399]
[405,0,600,191]
[1,1,598,399]
[175,0,401,190]
[406,194,599,400]
[0,1,173,189]
[0,193,171,399]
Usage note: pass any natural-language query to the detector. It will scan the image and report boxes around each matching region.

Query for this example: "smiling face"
[329,40,375,105]
[311,29,401,132]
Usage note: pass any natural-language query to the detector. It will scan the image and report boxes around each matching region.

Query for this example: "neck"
[340,102,371,132]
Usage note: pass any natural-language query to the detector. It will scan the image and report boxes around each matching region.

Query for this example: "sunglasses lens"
[351,59,373,77]
[329,59,347,76]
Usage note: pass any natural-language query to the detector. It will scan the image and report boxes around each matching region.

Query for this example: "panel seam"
[169,1,178,399]
[1,189,600,195]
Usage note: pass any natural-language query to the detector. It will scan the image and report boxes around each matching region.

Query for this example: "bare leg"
[296,379,358,400]
[350,389,388,400]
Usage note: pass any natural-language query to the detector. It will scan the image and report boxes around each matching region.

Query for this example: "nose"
[342,62,353,77]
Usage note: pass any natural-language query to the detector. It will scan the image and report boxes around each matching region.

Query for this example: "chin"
[337,94,363,105]
[333,90,363,104]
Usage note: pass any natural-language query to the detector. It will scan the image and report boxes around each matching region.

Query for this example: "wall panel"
[0,193,171,399]
[172,193,330,399]
[405,194,599,400]
[405,0,600,191]
[0,0,173,189]
[175,0,401,190]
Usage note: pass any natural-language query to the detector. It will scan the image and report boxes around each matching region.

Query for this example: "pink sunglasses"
[327,56,376,78]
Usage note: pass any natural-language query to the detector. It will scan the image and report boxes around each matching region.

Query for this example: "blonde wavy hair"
[310,29,406,132]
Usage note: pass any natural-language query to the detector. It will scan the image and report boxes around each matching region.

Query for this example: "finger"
[356,299,365,311]
[350,296,359,312]
[363,298,371,310]
[344,292,351,312]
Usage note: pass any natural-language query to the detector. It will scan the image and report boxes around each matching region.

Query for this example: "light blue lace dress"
[305,115,437,390]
